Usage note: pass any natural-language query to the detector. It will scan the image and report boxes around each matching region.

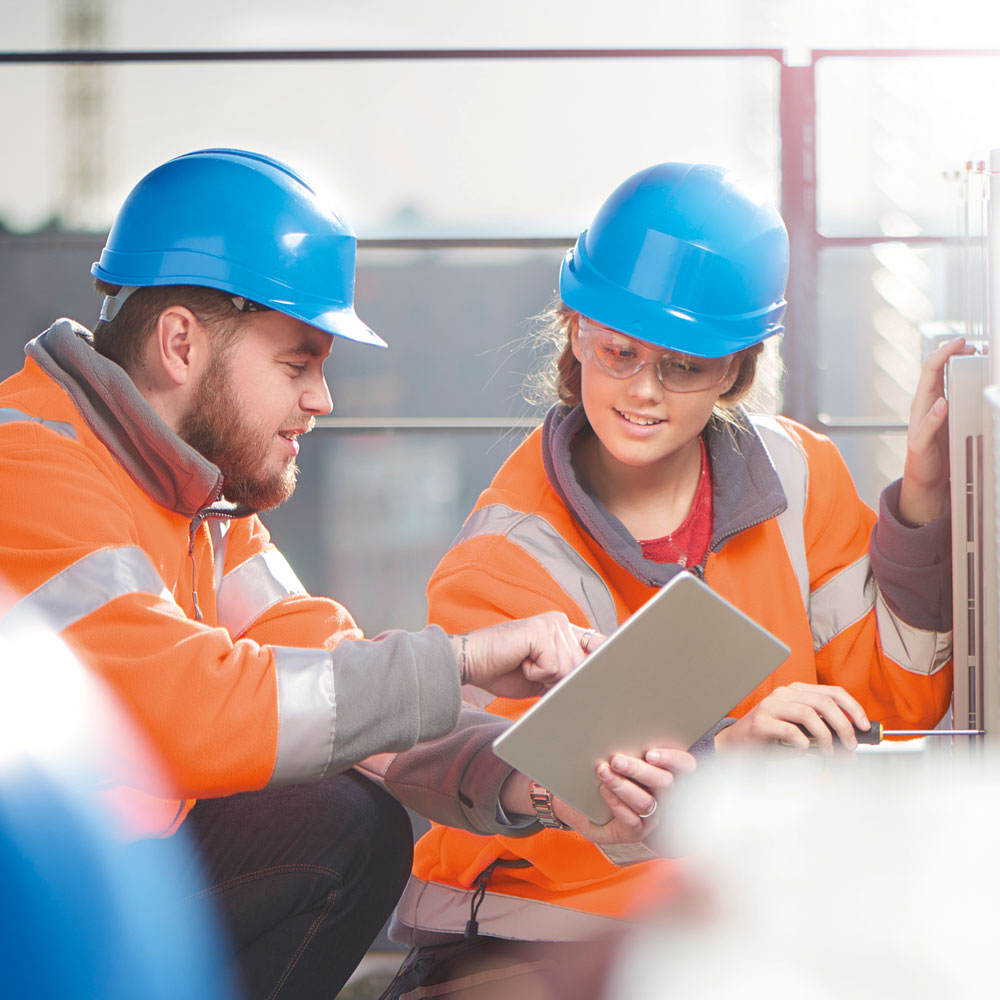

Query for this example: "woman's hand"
[563,747,696,844]
[898,336,975,526]
[502,747,696,845]
[714,681,870,755]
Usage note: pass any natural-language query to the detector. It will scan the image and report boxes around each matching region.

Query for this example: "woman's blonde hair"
[523,300,778,430]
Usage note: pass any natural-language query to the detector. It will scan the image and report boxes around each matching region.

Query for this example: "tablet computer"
[492,571,790,823]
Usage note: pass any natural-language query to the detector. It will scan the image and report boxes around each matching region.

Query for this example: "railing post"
[779,56,819,427]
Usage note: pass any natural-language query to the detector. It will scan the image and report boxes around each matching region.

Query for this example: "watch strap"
[529,781,571,830]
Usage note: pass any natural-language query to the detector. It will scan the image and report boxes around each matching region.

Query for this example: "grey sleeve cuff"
[688,717,735,758]
[269,625,461,785]
[872,479,952,630]
[598,841,660,865]
[381,706,540,836]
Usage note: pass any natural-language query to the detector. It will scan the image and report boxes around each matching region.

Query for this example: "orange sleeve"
[427,532,593,634]
[786,421,953,730]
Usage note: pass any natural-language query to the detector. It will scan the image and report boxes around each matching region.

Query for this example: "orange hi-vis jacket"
[395,403,954,944]
[0,321,469,838]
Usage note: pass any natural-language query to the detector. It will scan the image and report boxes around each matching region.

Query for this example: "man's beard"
[177,349,300,511]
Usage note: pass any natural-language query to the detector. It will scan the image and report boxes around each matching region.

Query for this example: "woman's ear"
[570,314,584,363]
[721,357,743,394]
[720,346,759,396]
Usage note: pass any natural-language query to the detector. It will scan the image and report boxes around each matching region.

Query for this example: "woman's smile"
[615,408,665,428]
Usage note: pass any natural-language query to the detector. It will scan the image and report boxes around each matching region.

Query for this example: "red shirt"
[639,436,712,568]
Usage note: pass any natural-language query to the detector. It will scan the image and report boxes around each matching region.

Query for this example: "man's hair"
[92,280,244,373]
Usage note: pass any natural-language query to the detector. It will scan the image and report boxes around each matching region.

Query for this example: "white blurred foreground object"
[604,751,1000,999]
[0,605,235,1000]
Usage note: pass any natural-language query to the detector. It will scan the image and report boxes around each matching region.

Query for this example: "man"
[0,148,677,999]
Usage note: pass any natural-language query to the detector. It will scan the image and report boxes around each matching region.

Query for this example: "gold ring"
[638,799,658,820]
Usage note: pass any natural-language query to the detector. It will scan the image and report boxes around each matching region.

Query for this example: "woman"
[384,162,964,996]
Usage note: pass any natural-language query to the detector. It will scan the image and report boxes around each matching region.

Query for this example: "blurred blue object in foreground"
[0,604,236,1000]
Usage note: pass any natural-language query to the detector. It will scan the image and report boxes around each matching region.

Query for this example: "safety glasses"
[576,315,735,393]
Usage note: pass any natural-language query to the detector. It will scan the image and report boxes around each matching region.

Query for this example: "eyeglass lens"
[578,318,733,392]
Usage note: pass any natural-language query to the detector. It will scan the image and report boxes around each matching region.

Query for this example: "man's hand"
[450,613,603,699]
[714,681,870,755]
[500,747,696,845]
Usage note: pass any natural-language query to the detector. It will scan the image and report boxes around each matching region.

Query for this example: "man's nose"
[302,373,334,415]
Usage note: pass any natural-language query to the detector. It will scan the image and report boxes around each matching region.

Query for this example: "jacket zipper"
[186,492,253,622]
[691,509,784,579]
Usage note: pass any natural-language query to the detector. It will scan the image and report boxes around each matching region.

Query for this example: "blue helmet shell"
[559,163,789,358]
[92,148,384,347]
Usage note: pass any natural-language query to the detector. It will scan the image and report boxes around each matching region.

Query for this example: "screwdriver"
[787,721,983,747]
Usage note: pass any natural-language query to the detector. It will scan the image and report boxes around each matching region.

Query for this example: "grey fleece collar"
[540,403,788,587]
[26,319,226,518]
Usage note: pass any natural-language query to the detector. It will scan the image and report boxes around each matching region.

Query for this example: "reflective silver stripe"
[753,416,810,612]
[0,406,77,440]
[453,506,619,634]
[753,416,949,673]
[874,593,952,675]
[218,548,308,638]
[809,555,875,652]
[269,646,336,785]
[1,546,176,634]
[396,875,627,942]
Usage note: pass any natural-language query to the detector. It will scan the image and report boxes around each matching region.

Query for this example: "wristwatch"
[529,781,571,830]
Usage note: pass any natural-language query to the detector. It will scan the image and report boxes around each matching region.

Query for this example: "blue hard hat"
[559,163,789,358]
[92,148,385,347]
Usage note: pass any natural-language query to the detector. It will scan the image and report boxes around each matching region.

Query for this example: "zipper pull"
[188,520,203,623]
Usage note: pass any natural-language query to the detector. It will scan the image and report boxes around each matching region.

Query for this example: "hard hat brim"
[91,255,387,348]
[308,307,387,348]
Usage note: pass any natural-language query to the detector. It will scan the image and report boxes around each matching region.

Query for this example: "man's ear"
[154,306,207,386]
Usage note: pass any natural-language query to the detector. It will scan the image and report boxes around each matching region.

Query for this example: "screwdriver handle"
[789,721,884,746]
[855,722,883,745]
